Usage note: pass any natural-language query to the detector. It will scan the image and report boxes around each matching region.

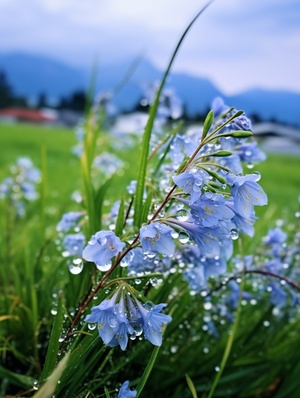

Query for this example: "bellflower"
[82,230,125,267]
[85,292,119,345]
[57,212,83,232]
[226,199,256,237]
[173,168,209,204]
[183,246,227,292]
[226,173,268,217]
[117,381,137,398]
[236,142,267,164]
[85,287,172,350]
[127,247,172,275]
[140,222,175,256]
[264,227,287,246]
[62,233,85,257]
[106,296,135,351]
[167,218,230,258]
[135,301,172,346]
[189,193,235,228]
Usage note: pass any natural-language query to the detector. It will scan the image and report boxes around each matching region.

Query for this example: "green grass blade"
[115,197,125,237]
[34,353,70,398]
[133,2,212,228]
[39,293,64,383]
[202,110,214,141]
[186,374,198,398]
[0,365,34,389]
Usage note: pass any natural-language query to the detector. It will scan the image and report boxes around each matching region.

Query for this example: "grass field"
[1,122,299,217]
[1,121,300,397]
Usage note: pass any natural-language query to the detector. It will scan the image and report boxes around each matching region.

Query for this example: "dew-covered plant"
[1,5,300,398]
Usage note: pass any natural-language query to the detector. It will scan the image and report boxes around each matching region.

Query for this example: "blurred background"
[0,0,300,153]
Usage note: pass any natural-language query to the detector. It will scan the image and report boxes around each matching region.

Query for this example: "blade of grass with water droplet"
[133,2,212,228]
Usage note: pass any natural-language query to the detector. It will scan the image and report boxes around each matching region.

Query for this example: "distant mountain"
[0,52,300,126]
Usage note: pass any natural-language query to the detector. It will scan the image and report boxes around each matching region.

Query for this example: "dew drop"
[178,231,190,244]
[87,323,97,330]
[51,308,58,315]
[230,229,239,240]
[69,262,84,274]
[176,208,189,222]
[96,262,112,272]
[203,302,213,310]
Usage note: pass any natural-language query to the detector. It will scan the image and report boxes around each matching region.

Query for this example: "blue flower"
[62,233,85,257]
[236,142,266,164]
[135,301,172,346]
[106,296,135,351]
[167,218,230,258]
[173,168,209,204]
[268,282,288,308]
[117,381,137,398]
[226,199,256,237]
[85,292,119,345]
[189,193,235,228]
[264,228,287,246]
[127,247,172,275]
[140,222,175,256]
[182,246,227,292]
[227,173,268,217]
[82,230,125,267]
[85,288,172,350]
[56,212,83,232]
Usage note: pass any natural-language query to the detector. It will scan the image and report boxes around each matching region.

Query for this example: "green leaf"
[104,385,111,398]
[133,2,212,228]
[94,175,115,231]
[218,130,253,139]
[140,192,153,225]
[34,353,70,398]
[115,197,125,237]
[39,293,64,383]
[0,365,34,389]
[185,374,198,398]
[208,150,232,157]
[202,110,214,141]
[200,167,226,184]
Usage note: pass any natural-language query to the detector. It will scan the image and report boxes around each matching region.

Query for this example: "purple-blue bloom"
[57,212,83,232]
[85,292,119,345]
[264,227,287,246]
[189,193,235,228]
[226,173,268,217]
[140,222,175,256]
[167,217,231,258]
[182,246,227,292]
[106,296,135,351]
[62,233,85,257]
[236,142,266,164]
[135,301,172,346]
[85,288,172,350]
[117,381,137,398]
[82,230,125,267]
[226,199,256,237]
[173,168,209,204]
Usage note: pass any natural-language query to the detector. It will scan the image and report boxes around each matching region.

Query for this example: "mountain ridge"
[0,52,299,126]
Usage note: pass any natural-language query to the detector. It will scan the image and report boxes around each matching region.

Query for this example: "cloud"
[0,0,300,93]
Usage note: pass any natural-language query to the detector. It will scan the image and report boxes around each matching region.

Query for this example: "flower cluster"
[0,157,40,216]
[56,211,85,274]
[85,284,172,350]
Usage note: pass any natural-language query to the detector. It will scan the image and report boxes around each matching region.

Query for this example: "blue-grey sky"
[1,0,300,94]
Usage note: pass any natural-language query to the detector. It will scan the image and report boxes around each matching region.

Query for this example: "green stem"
[206,250,245,398]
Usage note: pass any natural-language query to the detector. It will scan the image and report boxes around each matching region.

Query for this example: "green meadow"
[0,121,300,397]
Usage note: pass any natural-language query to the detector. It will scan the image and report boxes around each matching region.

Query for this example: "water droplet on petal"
[230,229,239,240]
[178,231,190,244]
[96,262,111,272]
